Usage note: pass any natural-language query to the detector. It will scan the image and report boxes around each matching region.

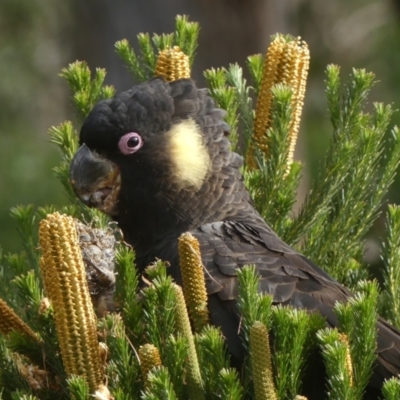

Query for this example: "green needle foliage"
[141,263,177,353]
[317,328,355,400]
[204,63,255,153]
[115,15,199,83]
[66,376,90,400]
[195,326,233,398]
[59,61,115,121]
[204,68,239,150]
[246,54,264,94]
[237,266,273,350]
[290,68,400,284]
[141,367,178,400]
[173,284,204,400]
[101,314,140,398]
[1,14,400,400]
[380,204,400,328]
[335,281,379,399]
[244,84,302,231]
[163,335,188,399]
[271,307,324,399]
[216,368,244,400]
[225,64,255,152]
[206,61,400,285]
[382,377,400,400]
[318,281,379,400]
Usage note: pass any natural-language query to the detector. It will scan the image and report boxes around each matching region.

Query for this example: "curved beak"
[69,144,120,215]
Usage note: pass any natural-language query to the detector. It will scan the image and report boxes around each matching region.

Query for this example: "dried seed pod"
[139,343,162,386]
[98,342,109,364]
[39,212,104,393]
[39,297,51,315]
[173,284,205,400]
[250,321,277,400]
[178,232,209,332]
[75,221,117,316]
[94,384,112,400]
[16,358,50,391]
[248,34,310,170]
[155,46,191,82]
[0,298,39,341]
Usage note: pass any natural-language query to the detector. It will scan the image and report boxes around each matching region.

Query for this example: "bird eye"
[118,132,143,155]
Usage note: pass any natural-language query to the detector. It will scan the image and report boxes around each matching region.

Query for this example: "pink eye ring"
[118,132,143,155]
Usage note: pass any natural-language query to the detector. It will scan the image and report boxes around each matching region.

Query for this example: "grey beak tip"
[69,144,117,193]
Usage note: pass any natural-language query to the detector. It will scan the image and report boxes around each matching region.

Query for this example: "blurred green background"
[1,0,400,254]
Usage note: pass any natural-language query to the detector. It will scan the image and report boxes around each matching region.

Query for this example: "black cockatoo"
[69,77,400,398]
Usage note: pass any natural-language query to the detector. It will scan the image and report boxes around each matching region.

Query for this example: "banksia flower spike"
[39,212,104,393]
[139,343,162,386]
[155,46,191,81]
[0,298,39,341]
[249,34,310,170]
[339,333,354,386]
[250,321,277,400]
[173,284,205,400]
[178,232,209,332]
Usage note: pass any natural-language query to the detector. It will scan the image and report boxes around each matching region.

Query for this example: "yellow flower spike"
[250,321,277,400]
[139,343,162,386]
[286,38,309,170]
[173,284,205,400]
[248,34,310,171]
[0,298,39,341]
[338,333,354,386]
[251,35,285,157]
[155,46,191,82]
[178,232,209,332]
[294,396,308,400]
[39,212,104,393]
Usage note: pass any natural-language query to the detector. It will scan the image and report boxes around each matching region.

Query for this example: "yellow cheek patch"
[167,119,211,189]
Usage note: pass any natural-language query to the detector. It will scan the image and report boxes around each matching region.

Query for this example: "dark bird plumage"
[70,77,400,398]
